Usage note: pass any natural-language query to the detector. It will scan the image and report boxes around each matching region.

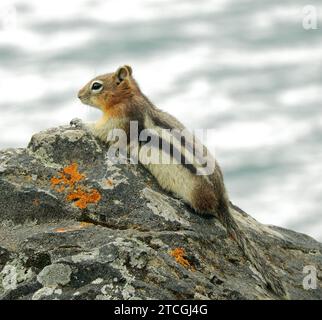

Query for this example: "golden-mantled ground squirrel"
[78,65,285,297]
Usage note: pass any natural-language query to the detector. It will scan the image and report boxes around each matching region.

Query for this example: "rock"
[0,123,321,300]
[37,263,72,287]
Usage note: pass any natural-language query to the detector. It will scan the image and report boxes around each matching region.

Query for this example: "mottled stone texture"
[0,123,321,300]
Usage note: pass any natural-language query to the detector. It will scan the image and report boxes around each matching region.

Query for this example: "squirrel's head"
[78,65,137,112]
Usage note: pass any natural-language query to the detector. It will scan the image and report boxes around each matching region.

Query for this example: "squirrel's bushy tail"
[217,198,286,297]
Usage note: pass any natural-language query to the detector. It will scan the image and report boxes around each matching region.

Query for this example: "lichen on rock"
[51,162,101,209]
[0,124,321,300]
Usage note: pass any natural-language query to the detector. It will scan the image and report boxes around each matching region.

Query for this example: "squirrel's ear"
[116,65,132,82]
[124,65,132,76]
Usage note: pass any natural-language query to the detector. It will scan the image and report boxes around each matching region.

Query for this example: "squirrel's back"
[78,65,286,297]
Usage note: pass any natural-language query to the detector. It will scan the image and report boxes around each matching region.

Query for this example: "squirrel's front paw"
[70,118,96,137]
[70,118,84,129]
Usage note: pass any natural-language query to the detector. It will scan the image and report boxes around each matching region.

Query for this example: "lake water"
[0,0,321,240]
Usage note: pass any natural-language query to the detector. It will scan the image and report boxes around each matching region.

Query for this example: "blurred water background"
[0,0,321,240]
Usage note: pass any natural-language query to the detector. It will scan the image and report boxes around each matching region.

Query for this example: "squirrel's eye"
[90,81,103,93]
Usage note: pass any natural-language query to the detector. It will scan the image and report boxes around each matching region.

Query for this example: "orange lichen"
[67,187,101,209]
[54,227,69,233]
[54,222,94,233]
[51,163,101,209]
[170,248,194,271]
[51,163,85,189]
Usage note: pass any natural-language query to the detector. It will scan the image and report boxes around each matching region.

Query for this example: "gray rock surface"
[0,123,321,300]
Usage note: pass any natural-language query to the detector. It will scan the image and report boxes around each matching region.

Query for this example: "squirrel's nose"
[77,90,83,99]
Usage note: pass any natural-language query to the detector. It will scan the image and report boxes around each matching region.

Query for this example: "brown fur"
[191,181,217,213]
